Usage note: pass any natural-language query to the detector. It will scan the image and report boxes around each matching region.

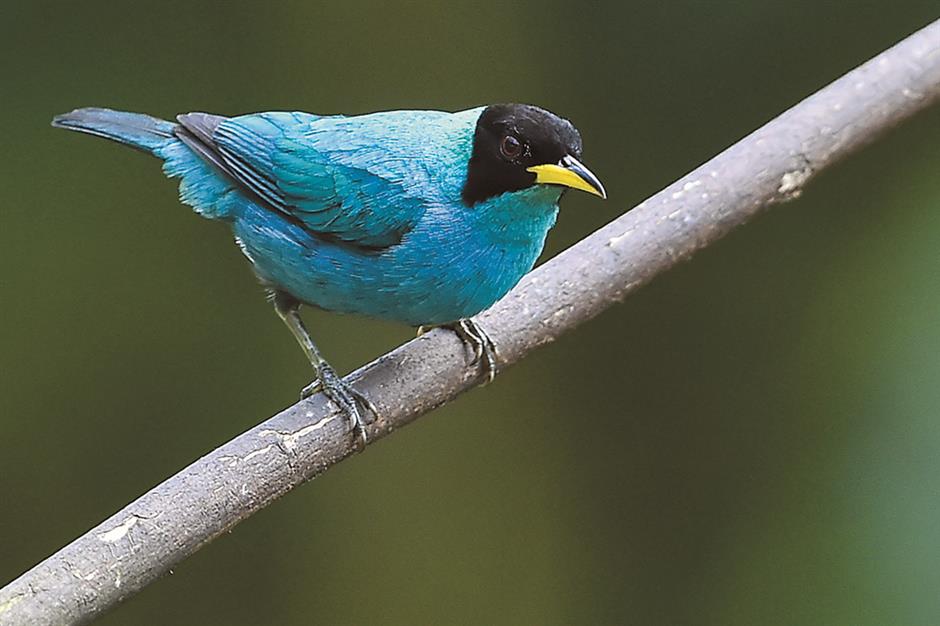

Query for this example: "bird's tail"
[53,107,244,221]
[51,107,177,155]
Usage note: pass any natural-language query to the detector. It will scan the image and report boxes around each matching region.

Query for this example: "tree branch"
[4,18,940,626]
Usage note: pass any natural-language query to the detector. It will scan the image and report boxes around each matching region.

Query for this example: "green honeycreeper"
[52,104,606,447]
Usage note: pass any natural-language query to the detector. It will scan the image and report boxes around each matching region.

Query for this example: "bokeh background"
[3,2,940,624]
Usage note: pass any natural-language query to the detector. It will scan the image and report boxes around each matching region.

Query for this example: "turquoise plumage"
[52,103,605,445]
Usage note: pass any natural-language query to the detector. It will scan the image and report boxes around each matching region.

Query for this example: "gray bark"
[3,18,940,626]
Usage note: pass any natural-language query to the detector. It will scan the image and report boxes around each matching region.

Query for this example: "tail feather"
[52,108,177,154]
[53,106,243,221]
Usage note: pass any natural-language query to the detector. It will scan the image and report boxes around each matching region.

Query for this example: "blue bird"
[52,104,606,446]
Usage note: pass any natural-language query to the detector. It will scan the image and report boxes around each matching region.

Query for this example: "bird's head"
[461,103,606,206]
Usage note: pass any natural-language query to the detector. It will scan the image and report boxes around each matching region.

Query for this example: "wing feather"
[175,111,426,248]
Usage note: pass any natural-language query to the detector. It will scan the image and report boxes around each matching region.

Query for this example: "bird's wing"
[175,111,429,248]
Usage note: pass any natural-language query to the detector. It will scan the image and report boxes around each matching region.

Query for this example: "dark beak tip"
[562,154,606,200]
[588,179,608,200]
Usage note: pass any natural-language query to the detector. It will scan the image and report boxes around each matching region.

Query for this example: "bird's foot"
[450,318,500,383]
[301,364,378,450]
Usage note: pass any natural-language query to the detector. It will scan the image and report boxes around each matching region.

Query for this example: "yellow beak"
[527,155,607,199]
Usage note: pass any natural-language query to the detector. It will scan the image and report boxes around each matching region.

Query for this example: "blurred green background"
[3,2,940,624]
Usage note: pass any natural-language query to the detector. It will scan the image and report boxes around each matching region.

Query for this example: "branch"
[4,19,940,626]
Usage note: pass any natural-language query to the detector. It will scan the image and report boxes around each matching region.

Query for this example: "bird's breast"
[375,206,553,324]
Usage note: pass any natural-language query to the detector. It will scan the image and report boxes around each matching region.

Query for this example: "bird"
[51,104,606,447]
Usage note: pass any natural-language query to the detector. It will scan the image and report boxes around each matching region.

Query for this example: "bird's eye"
[499,135,523,160]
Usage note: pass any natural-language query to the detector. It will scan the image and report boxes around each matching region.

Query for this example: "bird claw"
[416,320,500,383]
[301,364,377,450]
[300,380,321,398]
[451,318,500,384]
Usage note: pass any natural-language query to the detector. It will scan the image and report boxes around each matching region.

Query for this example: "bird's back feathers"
[195,111,430,248]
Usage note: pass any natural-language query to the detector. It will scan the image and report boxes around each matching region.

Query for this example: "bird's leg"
[418,319,500,383]
[272,291,376,449]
